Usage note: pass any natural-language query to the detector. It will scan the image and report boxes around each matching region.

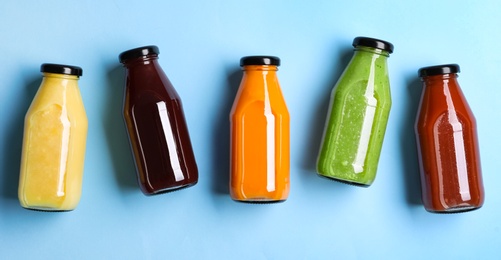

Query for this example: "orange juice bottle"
[230,56,290,203]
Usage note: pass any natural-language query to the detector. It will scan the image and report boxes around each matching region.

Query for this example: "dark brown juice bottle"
[415,64,484,213]
[119,45,198,195]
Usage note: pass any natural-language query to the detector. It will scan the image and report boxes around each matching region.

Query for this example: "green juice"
[317,38,393,187]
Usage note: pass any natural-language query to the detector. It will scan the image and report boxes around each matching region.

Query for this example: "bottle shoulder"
[28,80,84,109]
[416,95,476,132]
[332,77,392,110]
[335,55,390,97]
[417,83,474,121]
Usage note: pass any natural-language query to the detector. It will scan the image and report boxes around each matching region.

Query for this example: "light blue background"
[0,1,499,259]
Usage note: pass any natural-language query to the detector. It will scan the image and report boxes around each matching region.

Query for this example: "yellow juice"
[18,64,87,211]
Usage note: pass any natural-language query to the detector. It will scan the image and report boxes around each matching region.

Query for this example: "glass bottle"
[317,37,394,187]
[415,64,484,213]
[230,56,290,203]
[119,45,198,195]
[18,63,88,211]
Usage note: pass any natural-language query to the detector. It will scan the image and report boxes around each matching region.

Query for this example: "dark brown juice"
[415,66,484,213]
[120,46,198,195]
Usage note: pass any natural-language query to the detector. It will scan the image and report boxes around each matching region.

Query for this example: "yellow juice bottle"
[230,56,290,203]
[18,63,88,211]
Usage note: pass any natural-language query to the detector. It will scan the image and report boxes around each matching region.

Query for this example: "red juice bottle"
[415,64,484,213]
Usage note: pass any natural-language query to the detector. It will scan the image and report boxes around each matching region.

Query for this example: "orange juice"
[18,64,88,211]
[230,56,290,202]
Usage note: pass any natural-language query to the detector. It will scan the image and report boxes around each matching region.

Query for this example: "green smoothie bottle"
[317,37,393,187]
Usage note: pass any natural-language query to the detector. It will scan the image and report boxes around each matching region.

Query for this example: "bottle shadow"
[301,47,353,173]
[401,76,423,205]
[0,75,40,200]
[104,65,138,192]
[211,67,241,195]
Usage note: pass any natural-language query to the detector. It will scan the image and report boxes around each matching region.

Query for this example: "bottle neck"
[242,65,278,72]
[122,54,160,67]
[422,73,459,85]
[354,46,390,58]
[42,72,80,81]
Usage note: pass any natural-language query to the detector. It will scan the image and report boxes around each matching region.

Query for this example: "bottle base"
[143,181,197,196]
[21,206,74,212]
[232,198,286,204]
[426,205,481,214]
[317,173,370,188]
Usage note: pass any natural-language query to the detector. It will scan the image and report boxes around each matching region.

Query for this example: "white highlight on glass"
[352,55,378,174]
[57,105,71,197]
[263,72,276,192]
[157,101,185,182]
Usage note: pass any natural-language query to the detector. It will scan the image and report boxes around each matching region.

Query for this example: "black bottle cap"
[119,45,160,63]
[240,56,280,66]
[418,64,460,77]
[41,63,83,76]
[353,37,394,54]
